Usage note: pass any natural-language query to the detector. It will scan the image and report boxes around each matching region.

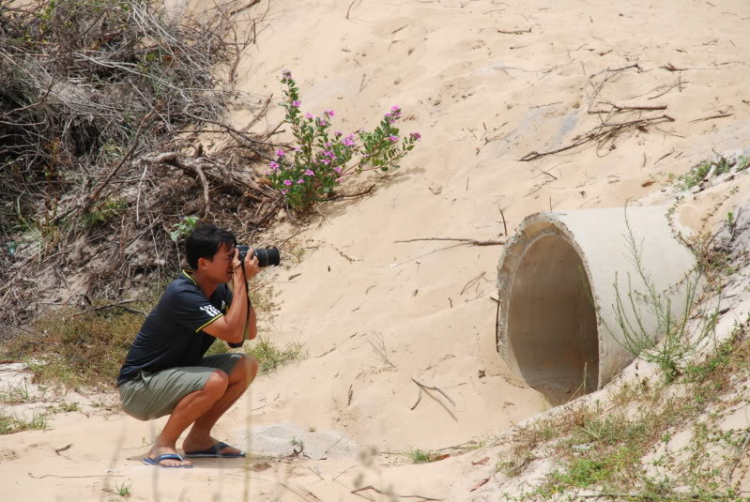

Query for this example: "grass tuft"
[0,411,49,435]
[246,337,304,374]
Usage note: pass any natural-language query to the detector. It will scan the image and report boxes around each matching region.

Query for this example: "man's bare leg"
[146,370,229,467]
[182,355,258,455]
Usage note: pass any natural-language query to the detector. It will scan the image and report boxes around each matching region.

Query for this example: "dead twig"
[367,333,396,369]
[411,377,456,407]
[520,115,675,161]
[410,388,423,410]
[689,112,733,123]
[662,62,688,72]
[351,485,441,501]
[327,184,375,200]
[496,27,532,34]
[394,237,504,246]
[500,207,509,236]
[76,110,156,219]
[460,271,487,296]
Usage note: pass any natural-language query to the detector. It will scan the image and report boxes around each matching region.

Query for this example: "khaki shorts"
[119,353,243,421]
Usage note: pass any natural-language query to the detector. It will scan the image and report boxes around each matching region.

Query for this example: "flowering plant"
[265,70,421,211]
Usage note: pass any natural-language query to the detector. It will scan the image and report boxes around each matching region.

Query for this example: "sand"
[1,0,750,500]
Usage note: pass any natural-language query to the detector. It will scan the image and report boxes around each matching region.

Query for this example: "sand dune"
[2,0,749,500]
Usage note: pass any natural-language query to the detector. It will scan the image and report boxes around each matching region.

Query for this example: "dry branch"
[351,485,441,501]
[394,237,505,246]
[520,115,675,162]
[411,377,456,407]
[689,112,733,123]
[497,27,532,34]
[0,0,277,327]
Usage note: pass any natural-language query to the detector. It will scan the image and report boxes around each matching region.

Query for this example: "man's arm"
[203,249,259,344]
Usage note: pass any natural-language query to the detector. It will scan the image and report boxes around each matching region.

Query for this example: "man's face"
[199,243,235,283]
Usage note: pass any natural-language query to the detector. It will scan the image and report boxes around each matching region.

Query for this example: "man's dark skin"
[146,245,260,467]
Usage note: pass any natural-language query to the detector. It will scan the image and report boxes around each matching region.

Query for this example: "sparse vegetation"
[1,300,149,389]
[246,336,304,374]
[677,153,746,190]
[0,410,49,435]
[0,0,279,329]
[0,381,34,404]
[501,318,750,501]
[115,481,131,498]
[607,212,718,383]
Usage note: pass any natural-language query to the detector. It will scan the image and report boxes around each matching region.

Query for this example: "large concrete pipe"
[495,207,698,403]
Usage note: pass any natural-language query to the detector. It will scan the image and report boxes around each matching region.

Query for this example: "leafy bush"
[265,71,421,211]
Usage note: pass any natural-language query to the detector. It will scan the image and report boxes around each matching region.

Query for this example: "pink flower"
[321,158,331,165]
[343,135,356,147]
[283,180,292,186]
[333,166,342,173]
[410,132,421,140]
[324,109,335,117]
[305,113,314,120]
[280,189,288,195]
[276,149,285,157]
[391,105,401,112]
[334,131,342,137]
[292,100,301,107]
[282,69,292,78]
[336,177,344,183]
[304,169,315,176]
[297,179,304,184]
[318,119,328,127]
[269,161,279,170]
[389,135,399,142]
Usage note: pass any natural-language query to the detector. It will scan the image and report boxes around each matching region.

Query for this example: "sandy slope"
[1,0,750,500]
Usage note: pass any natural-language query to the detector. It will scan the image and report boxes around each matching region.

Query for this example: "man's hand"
[233,248,260,281]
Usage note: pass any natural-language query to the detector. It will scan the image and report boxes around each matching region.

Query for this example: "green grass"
[501,320,750,501]
[407,449,434,463]
[246,336,304,374]
[115,481,131,498]
[1,302,148,390]
[0,381,34,405]
[53,402,80,413]
[678,157,735,189]
[0,411,49,435]
[0,278,288,389]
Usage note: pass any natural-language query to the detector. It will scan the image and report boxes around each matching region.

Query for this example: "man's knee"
[228,354,258,386]
[203,370,229,397]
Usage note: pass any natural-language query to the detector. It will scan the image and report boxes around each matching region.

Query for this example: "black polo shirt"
[117,271,232,386]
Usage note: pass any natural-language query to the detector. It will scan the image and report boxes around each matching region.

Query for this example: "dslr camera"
[228,245,280,349]
[235,245,281,268]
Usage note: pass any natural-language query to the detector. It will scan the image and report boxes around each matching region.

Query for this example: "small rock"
[689,185,703,194]
[478,369,486,378]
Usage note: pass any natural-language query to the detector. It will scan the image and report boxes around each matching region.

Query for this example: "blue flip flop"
[184,441,246,458]
[142,453,194,468]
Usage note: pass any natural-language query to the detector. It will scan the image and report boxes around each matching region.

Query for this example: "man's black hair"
[185,225,237,270]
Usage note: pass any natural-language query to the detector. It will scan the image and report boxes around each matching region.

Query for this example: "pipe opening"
[507,234,599,404]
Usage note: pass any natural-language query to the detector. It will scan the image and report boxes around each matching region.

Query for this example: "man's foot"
[145,445,192,467]
[183,436,244,458]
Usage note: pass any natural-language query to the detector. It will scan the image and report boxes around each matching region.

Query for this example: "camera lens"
[254,247,281,267]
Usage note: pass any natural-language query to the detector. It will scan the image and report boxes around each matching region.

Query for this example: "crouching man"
[117,225,260,468]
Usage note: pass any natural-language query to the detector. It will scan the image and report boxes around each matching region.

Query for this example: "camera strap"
[241,256,251,344]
